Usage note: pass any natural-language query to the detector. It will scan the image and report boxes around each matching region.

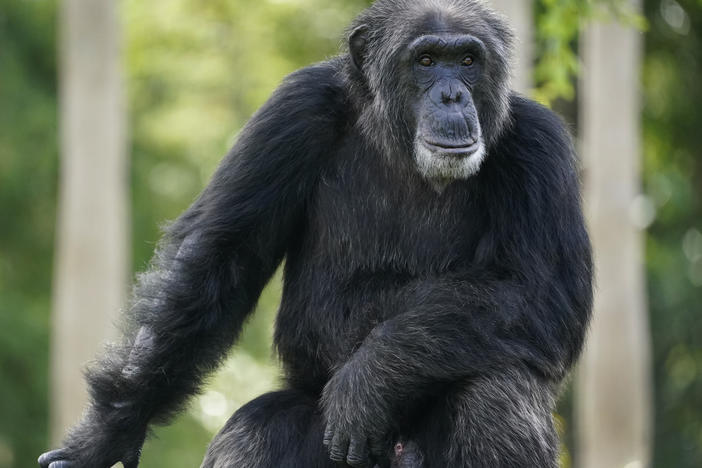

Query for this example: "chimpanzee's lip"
[423,139,480,155]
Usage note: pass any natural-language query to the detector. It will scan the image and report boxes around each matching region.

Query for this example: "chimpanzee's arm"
[323,268,592,464]
[322,100,594,465]
[39,60,347,468]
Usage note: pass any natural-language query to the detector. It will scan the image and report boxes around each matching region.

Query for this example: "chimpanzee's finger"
[329,431,350,463]
[48,462,74,468]
[38,449,70,468]
[323,425,334,447]
[347,436,370,467]
[369,437,386,458]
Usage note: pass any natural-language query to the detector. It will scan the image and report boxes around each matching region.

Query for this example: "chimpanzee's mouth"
[423,139,481,156]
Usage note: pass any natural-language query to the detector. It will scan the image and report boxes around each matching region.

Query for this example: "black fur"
[39,1,592,467]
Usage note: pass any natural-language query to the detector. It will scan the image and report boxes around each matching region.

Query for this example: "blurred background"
[0,0,700,467]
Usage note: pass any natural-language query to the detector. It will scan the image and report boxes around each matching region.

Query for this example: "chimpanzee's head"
[347,0,513,187]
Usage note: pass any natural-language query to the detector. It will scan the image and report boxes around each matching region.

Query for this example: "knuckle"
[347,454,367,467]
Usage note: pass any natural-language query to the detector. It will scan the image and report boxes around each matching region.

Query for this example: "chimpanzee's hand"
[38,408,147,468]
[321,364,392,468]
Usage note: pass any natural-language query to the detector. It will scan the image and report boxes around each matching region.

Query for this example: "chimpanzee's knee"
[201,389,335,468]
[416,368,559,468]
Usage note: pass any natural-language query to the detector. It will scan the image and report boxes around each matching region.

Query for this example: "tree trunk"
[576,1,652,467]
[488,0,533,94]
[51,0,129,444]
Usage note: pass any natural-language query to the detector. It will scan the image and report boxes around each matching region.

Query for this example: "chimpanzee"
[39,0,593,467]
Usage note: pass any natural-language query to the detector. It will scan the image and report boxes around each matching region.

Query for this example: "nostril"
[440,90,462,104]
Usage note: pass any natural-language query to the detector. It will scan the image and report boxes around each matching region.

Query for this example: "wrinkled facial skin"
[409,33,487,185]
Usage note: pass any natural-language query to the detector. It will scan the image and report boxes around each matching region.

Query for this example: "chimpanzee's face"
[407,32,487,183]
[348,4,513,189]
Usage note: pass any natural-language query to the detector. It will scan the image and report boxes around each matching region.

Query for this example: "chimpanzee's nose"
[440,83,462,104]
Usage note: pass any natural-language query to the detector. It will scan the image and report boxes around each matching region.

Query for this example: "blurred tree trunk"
[51,0,129,444]
[488,0,533,94]
[577,1,652,467]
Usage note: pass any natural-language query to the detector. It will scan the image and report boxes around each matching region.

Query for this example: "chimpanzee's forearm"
[334,273,591,413]
[83,229,276,434]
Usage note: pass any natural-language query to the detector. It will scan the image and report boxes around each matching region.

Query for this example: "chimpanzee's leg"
[201,389,336,468]
[410,368,560,468]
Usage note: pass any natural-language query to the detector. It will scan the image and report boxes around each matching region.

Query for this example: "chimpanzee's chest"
[305,147,484,274]
[275,145,487,390]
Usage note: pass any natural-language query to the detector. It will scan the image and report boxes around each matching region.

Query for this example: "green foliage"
[642,0,702,465]
[0,0,57,465]
[533,0,647,104]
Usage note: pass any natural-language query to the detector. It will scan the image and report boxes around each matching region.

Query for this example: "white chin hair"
[414,137,487,185]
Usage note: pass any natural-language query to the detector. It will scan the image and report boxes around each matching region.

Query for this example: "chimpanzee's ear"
[349,25,369,71]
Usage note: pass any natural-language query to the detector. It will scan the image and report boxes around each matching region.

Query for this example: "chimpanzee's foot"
[390,441,424,468]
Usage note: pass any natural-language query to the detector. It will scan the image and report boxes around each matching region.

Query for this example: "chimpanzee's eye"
[418,55,434,67]
[462,55,474,66]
